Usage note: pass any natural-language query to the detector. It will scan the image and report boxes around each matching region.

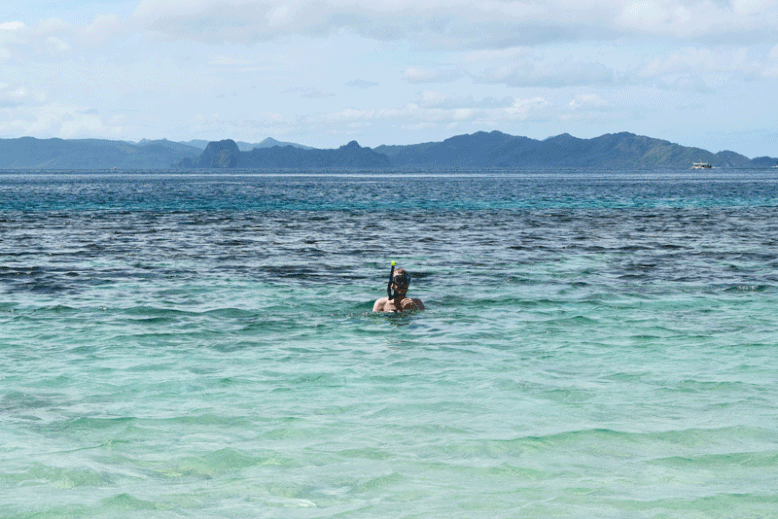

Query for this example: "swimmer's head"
[391,268,411,294]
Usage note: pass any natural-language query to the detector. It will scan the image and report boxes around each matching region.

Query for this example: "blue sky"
[1,0,777,157]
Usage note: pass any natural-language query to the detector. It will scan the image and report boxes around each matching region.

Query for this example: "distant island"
[179,139,390,168]
[1,131,776,170]
[371,131,777,169]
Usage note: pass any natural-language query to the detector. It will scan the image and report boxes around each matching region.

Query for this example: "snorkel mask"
[392,274,411,287]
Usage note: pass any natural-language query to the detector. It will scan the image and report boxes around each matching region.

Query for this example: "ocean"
[2,169,778,518]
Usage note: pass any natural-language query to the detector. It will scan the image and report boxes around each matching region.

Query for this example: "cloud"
[762,44,778,78]
[403,67,464,83]
[346,79,379,88]
[667,75,713,92]
[209,92,552,143]
[633,46,778,84]
[79,14,126,47]
[0,103,127,139]
[5,1,777,64]
[0,21,26,60]
[417,91,516,110]
[560,93,624,122]
[0,21,26,31]
[567,93,613,111]
[127,0,778,49]
[208,54,256,67]
[0,13,141,64]
[473,57,614,88]
[615,0,778,43]
[0,18,72,60]
[131,0,560,46]
[45,36,70,54]
[302,94,551,129]
[0,83,46,108]
[134,1,584,47]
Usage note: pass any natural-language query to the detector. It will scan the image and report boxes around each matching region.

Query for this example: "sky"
[1,0,777,157]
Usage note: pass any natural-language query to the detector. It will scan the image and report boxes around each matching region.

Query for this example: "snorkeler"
[373,265,425,312]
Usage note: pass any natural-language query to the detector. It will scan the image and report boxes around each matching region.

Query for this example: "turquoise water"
[2,169,778,518]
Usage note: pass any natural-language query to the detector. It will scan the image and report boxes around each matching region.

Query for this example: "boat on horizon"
[692,161,712,169]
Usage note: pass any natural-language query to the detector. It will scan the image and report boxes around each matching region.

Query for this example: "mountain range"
[374,131,777,168]
[1,131,776,170]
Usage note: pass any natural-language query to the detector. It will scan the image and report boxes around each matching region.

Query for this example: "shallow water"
[2,169,778,518]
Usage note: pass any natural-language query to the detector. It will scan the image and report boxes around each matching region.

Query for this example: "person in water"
[373,267,425,312]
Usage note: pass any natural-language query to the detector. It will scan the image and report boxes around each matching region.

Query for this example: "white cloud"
[0,21,26,60]
[0,22,26,31]
[568,93,613,111]
[79,14,126,47]
[620,2,672,27]
[635,46,770,82]
[473,57,614,88]
[668,75,712,92]
[45,36,70,54]
[731,0,778,16]
[265,5,294,27]
[462,46,619,88]
[0,18,72,60]
[303,94,551,129]
[403,67,464,83]
[762,44,778,78]
[0,83,47,107]
[560,92,625,122]
[0,103,127,139]
[417,91,515,109]
[34,17,70,35]
[0,13,139,63]
[126,0,778,48]
[5,1,778,65]
[209,92,554,143]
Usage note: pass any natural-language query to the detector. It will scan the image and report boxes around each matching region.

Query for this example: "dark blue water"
[4,169,778,211]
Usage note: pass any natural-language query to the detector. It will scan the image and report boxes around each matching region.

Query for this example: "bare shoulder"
[373,297,389,312]
[398,297,424,311]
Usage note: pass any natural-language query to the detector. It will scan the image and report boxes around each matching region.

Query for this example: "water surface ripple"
[2,169,778,518]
